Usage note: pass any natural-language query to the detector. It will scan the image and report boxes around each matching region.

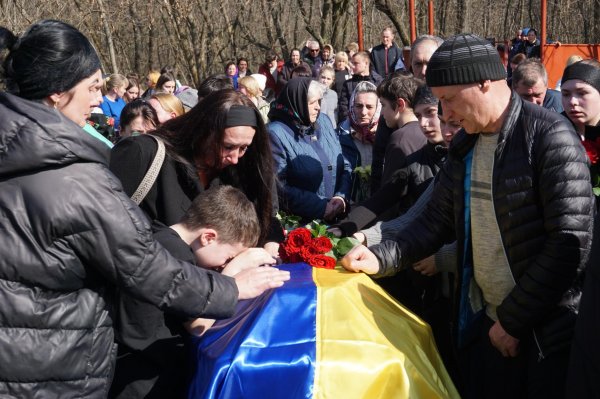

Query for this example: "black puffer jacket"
[371,94,594,356]
[0,93,238,398]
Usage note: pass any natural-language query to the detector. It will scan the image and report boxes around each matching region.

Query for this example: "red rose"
[583,140,599,165]
[285,228,313,254]
[312,236,333,253]
[308,254,336,269]
[279,244,302,263]
[300,243,321,262]
[278,243,290,261]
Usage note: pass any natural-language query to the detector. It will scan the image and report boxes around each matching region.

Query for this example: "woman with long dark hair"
[110,88,282,248]
[0,19,288,398]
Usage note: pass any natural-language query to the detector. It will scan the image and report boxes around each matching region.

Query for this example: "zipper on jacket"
[490,138,546,361]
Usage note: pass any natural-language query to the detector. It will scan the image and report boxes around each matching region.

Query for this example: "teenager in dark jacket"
[0,20,289,398]
[338,51,383,122]
[378,73,426,186]
[342,34,593,399]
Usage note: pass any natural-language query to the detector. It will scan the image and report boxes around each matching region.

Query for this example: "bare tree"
[1,0,599,86]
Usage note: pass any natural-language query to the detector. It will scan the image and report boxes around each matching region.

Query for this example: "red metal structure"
[428,1,434,35]
[357,0,364,51]
[409,0,417,43]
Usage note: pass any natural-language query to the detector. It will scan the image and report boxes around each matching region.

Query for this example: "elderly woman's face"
[54,69,103,127]
[220,126,256,167]
[561,79,600,128]
[308,96,321,123]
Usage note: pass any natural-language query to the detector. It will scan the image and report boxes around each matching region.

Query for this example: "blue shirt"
[99,96,126,130]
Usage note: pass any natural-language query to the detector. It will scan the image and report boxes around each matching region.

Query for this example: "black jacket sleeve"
[496,119,593,338]
[370,161,457,278]
[335,169,410,236]
[71,166,239,320]
[370,117,394,192]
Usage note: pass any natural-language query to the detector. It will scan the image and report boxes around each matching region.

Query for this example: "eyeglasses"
[310,49,320,53]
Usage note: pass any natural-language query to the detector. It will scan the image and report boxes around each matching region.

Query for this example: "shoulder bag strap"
[130,135,166,205]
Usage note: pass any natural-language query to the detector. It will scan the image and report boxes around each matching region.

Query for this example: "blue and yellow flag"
[189,263,459,399]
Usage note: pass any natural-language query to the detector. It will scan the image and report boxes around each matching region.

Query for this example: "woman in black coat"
[110,89,284,251]
[0,20,288,398]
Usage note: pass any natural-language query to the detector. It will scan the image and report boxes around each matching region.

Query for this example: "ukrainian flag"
[189,263,459,399]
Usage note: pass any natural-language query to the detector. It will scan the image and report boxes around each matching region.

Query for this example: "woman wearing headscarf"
[225,61,239,90]
[268,77,352,222]
[337,81,381,203]
[0,19,288,398]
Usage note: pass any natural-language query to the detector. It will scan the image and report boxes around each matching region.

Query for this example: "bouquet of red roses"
[278,221,360,269]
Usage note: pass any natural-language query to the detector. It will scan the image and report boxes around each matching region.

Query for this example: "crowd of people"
[0,17,599,399]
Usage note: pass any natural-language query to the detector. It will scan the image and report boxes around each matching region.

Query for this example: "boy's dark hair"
[377,74,422,110]
[181,186,260,247]
[413,84,438,107]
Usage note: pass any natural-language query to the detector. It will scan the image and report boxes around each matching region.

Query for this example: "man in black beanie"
[341,33,594,399]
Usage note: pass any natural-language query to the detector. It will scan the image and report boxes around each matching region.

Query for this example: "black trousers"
[460,315,569,399]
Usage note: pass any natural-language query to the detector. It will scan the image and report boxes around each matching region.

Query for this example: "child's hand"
[222,248,276,277]
[234,266,290,299]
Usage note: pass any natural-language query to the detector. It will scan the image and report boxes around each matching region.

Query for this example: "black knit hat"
[426,34,506,87]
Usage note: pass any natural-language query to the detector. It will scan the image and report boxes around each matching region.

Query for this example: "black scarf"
[268,77,316,136]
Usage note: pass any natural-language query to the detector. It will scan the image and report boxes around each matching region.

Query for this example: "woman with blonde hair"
[334,51,352,98]
[142,70,160,99]
[149,92,185,124]
[238,75,269,122]
[100,73,128,131]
